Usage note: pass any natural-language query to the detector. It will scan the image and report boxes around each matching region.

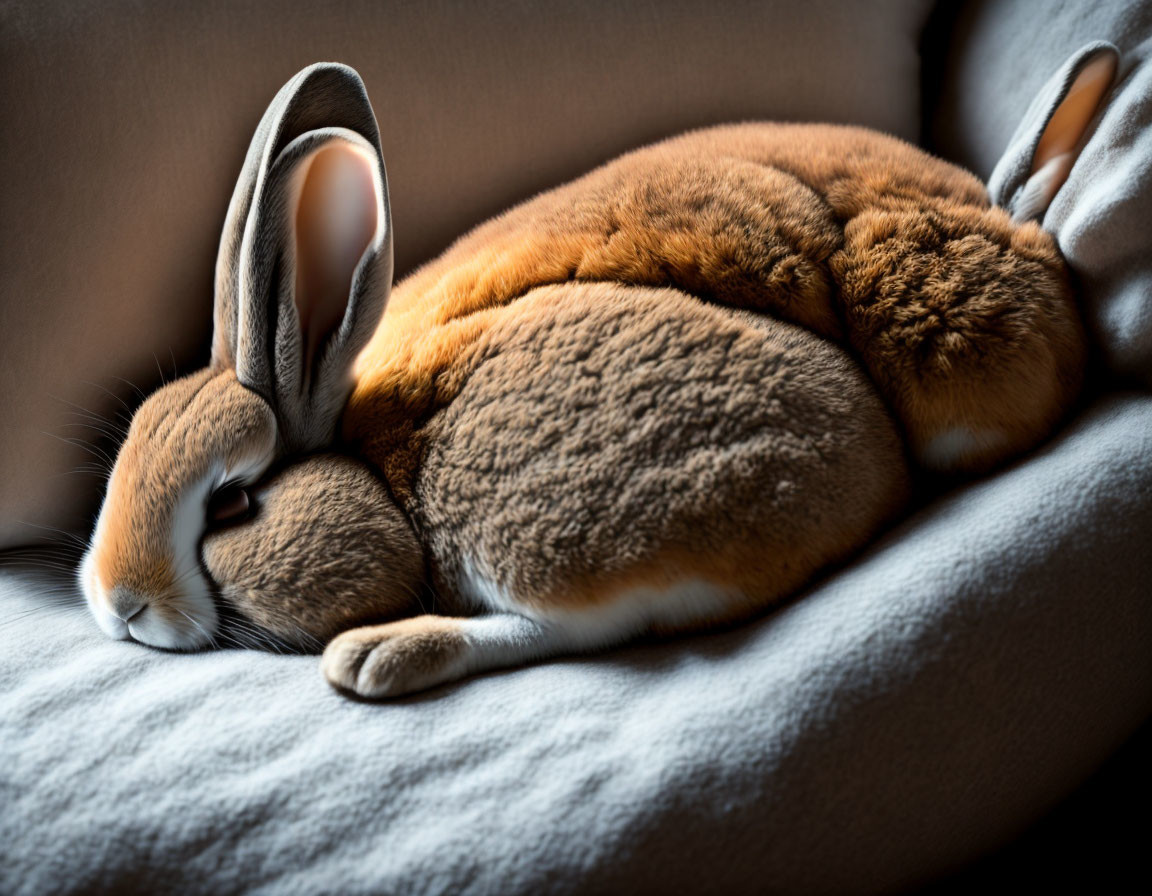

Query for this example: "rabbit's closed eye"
[207,484,251,526]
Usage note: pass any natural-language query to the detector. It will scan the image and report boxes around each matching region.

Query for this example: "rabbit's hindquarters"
[346,281,910,696]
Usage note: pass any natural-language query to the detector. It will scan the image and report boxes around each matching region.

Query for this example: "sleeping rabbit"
[80,43,1118,697]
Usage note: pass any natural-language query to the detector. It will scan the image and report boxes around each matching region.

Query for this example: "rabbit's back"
[342,124,922,490]
[345,122,1078,481]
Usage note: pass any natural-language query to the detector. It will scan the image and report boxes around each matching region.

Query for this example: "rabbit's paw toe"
[321,616,467,699]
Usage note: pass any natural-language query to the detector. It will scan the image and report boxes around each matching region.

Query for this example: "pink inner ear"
[294,143,379,374]
[1033,52,1117,174]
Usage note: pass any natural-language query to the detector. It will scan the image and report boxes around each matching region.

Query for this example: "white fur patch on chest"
[458,557,738,649]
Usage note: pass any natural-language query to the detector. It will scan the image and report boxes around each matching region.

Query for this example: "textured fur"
[328,124,1083,694]
[203,455,422,648]
[81,64,394,654]
[84,58,1109,698]
[347,124,1082,478]
[410,283,907,615]
[322,615,469,698]
[82,369,276,647]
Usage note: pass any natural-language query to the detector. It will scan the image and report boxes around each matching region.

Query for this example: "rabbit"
[80,42,1117,697]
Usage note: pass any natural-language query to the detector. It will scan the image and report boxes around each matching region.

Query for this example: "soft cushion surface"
[0,0,931,547]
[3,394,1150,895]
[931,0,1152,385]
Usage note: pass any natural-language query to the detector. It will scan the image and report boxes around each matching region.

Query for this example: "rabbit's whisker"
[80,379,137,416]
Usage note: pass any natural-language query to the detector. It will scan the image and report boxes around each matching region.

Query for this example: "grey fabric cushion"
[3,394,1151,895]
[0,0,932,548]
[931,0,1152,386]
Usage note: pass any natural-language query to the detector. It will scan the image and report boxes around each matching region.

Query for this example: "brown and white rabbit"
[81,43,1117,697]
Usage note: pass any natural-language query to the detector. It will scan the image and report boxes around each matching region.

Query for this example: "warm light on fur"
[348,124,1084,479]
[83,49,1114,696]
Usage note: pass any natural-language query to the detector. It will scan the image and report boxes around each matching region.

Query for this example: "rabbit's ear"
[988,42,1118,223]
[212,64,392,453]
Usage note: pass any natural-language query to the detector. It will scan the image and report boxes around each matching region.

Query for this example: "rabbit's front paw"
[321,616,467,699]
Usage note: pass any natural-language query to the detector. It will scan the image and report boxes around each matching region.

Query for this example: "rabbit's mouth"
[79,468,224,652]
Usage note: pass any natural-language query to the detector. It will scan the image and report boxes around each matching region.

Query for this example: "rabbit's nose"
[107,586,147,623]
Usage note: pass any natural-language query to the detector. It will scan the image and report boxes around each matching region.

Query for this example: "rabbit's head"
[79,64,400,649]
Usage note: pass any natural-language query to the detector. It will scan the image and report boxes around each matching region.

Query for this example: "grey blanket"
[3,393,1150,895]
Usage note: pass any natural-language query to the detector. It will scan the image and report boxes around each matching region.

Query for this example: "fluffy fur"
[82,59,1110,699]
[317,124,1083,695]
[82,369,276,647]
[410,283,908,615]
[203,454,422,648]
[347,124,1082,478]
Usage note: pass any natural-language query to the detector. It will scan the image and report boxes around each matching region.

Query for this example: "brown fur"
[833,205,1082,467]
[413,282,908,615]
[346,124,1081,487]
[340,124,1081,614]
[321,616,467,697]
[202,454,422,647]
[102,120,1086,696]
[91,369,275,617]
